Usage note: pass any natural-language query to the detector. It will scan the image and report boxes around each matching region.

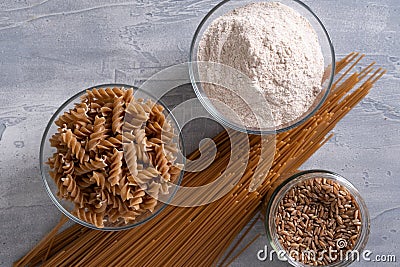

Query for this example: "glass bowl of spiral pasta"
[40,84,185,231]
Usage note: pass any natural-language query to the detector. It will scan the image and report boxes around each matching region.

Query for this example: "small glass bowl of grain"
[189,0,335,134]
[40,84,185,231]
[263,170,370,267]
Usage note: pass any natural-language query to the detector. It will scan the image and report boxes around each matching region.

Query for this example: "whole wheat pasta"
[128,189,146,210]
[15,53,386,267]
[85,88,123,103]
[97,136,121,150]
[135,166,159,186]
[107,148,123,186]
[74,157,107,175]
[61,159,74,175]
[140,196,158,213]
[73,124,93,139]
[49,171,67,198]
[118,178,132,202]
[45,86,182,229]
[90,171,106,190]
[125,101,149,131]
[61,175,85,208]
[152,144,171,182]
[61,129,87,164]
[74,207,105,228]
[111,97,124,134]
[55,105,91,128]
[47,153,62,173]
[87,116,106,151]
[124,141,138,176]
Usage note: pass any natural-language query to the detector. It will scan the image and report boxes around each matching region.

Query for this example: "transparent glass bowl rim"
[264,169,370,267]
[39,83,186,231]
[189,0,336,135]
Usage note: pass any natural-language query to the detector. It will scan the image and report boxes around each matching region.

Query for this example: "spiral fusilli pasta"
[47,86,182,228]
[61,129,87,164]
[112,97,124,134]
[61,174,85,207]
[87,116,107,151]
[74,207,105,228]
[153,144,171,182]
[108,148,123,186]
[125,142,138,177]
[75,157,107,175]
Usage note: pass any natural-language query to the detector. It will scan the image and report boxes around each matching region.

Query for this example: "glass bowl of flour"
[189,0,335,134]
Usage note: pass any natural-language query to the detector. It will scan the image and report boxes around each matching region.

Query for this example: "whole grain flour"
[198,2,324,129]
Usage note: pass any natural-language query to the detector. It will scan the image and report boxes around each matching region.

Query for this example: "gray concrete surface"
[0,0,399,266]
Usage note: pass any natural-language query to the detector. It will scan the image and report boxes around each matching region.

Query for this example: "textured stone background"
[0,0,399,266]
